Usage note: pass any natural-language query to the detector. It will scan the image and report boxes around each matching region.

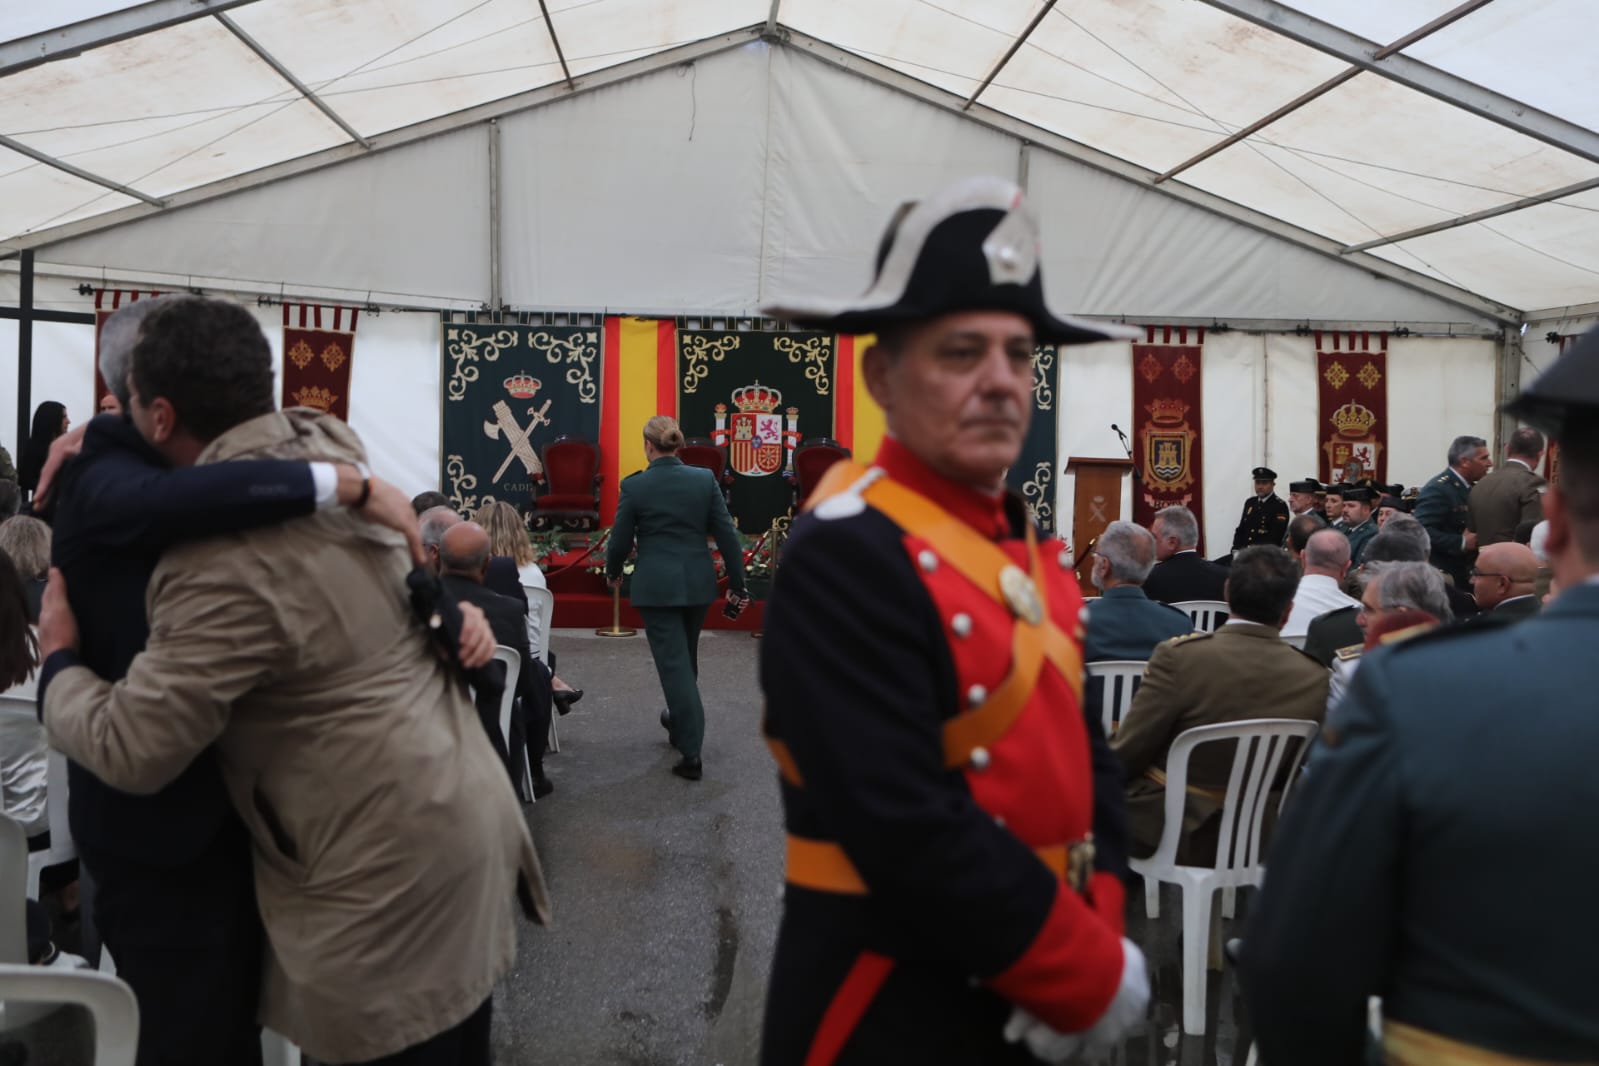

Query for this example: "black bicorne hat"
[764,177,1139,347]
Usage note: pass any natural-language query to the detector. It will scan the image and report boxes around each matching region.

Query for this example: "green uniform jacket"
[1343,516,1378,565]
[1414,468,1473,587]
[606,456,746,607]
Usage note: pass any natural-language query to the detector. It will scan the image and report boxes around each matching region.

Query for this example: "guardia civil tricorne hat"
[764,176,1140,347]
[1505,324,1599,439]
[1289,478,1321,493]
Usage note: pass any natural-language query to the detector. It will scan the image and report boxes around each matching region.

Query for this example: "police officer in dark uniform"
[1340,485,1379,564]
[1414,434,1492,587]
[1240,329,1599,1065]
[1231,466,1290,552]
[758,177,1149,1065]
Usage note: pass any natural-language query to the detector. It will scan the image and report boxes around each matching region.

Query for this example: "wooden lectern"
[1065,457,1134,596]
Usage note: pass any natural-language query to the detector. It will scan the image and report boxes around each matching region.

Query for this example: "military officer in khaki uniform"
[1231,466,1290,552]
[1467,426,1547,546]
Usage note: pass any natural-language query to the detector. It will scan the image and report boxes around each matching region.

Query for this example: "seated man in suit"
[1111,546,1328,861]
[439,521,555,799]
[1142,504,1229,606]
[1469,541,1541,623]
[1083,520,1193,714]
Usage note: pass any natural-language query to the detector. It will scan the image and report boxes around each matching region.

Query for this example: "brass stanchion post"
[595,582,636,637]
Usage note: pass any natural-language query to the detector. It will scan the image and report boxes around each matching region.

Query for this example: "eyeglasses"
[1469,569,1506,580]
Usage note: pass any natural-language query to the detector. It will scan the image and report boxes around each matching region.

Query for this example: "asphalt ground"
[488,628,1248,1066]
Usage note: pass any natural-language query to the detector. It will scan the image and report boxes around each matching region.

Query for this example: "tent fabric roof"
[2,0,1595,319]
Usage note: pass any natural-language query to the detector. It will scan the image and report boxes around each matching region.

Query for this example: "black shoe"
[659,708,672,731]
[671,757,702,781]
[531,773,555,799]
[553,688,583,716]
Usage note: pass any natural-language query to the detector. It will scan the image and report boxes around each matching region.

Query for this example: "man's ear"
[861,344,896,413]
[148,396,177,444]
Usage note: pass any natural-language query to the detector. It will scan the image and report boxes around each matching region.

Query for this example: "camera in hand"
[723,593,751,620]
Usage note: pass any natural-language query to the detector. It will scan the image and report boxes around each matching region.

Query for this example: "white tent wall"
[759,45,1022,306]
[31,126,492,308]
[1025,152,1499,329]
[1055,333,1497,554]
[16,41,1509,329]
[498,42,770,312]
[0,272,442,494]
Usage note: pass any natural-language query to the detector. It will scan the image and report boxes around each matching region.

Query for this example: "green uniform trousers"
[640,605,709,760]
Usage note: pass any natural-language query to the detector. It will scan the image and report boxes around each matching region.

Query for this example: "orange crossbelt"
[786,835,1089,895]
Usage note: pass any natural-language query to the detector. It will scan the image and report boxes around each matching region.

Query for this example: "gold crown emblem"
[1331,401,1378,439]
[291,385,336,411]
[503,373,541,399]
[1146,397,1188,426]
[732,382,781,413]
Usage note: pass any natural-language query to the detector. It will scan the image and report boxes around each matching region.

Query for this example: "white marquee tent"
[0,0,1592,545]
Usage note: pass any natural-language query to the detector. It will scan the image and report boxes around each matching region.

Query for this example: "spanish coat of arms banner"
[93,288,162,410]
[440,319,602,517]
[1315,331,1388,485]
[282,303,358,421]
[675,329,836,534]
[1131,325,1206,550]
[1005,344,1060,534]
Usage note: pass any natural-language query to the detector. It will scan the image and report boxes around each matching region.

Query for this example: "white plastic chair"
[524,586,559,754]
[261,1027,301,1066]
[1172,599,1230,632]
[1084,660,1147,737]
[1281,633,1307,650]
[0,689,72,903]
[1129,718,1319,1035]
[0,962,139,1065]
[481,646,533,802]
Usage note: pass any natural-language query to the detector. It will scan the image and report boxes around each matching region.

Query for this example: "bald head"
[1303,529,1352,578]
[440,521,491,579]
[1471,541,1538,609]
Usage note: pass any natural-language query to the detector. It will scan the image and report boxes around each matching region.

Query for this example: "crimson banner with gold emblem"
[1132,325,1206,550]
[281,303,357,421]
[1315,331,1388,485]
[94,288,162,410]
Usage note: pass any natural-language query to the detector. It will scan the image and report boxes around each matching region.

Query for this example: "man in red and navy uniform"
[758,177,1148,1064]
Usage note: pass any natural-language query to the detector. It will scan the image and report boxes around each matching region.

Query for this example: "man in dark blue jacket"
[1082,520,1193,733]
[39,297,427,1066]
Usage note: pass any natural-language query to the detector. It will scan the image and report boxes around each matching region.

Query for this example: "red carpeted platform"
[542,549,766,632]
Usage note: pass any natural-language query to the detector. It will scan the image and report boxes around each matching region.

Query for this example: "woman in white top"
[475,501,584,712]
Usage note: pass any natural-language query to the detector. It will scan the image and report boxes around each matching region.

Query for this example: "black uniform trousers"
[84,815,263,1066]
[327,998,491,1066]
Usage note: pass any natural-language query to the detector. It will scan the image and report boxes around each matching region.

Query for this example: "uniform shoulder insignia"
[1333,643,1364,662]
[1169,630,1213,645]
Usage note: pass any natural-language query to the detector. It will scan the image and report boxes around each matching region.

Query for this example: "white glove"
[1003,1007,1080,1063]
[1076,937,1150,1055]
[1000,937,1149,1062]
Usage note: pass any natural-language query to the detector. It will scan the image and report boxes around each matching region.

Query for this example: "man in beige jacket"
[37,296,547,1066]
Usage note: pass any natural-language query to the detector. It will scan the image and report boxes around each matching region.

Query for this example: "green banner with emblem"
[440,319,602,516]
[1006,344,1060,534]
[676,329,836,534]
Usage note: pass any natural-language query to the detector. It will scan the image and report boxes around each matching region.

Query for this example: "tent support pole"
[15,251,32,454]
[489,121,501,312]
[1497,328,1523,456]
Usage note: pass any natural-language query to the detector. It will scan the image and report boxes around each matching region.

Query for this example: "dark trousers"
[345,998,492,1066]
[84,817,264,1066]
[639,605,708,759]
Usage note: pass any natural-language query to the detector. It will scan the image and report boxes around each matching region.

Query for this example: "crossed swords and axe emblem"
[484,398,552,483]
